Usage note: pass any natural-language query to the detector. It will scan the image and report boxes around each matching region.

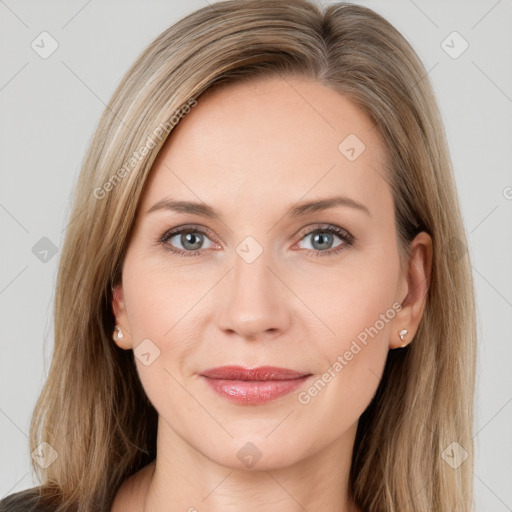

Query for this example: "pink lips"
[200,365,312,405]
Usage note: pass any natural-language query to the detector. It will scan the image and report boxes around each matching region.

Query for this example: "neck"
[134,416,360,512]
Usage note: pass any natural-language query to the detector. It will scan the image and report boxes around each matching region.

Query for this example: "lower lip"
[201,375,311,405]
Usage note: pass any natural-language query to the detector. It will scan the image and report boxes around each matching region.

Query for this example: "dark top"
[0,487,56,512]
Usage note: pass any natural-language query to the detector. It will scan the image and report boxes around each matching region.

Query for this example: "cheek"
[121,255,209,394]
[123,254,207,340]
[302,252,399,402]
[295,284,395,443]
[303,249,399,344]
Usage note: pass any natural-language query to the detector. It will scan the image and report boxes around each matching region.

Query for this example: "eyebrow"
[146,195,371,218]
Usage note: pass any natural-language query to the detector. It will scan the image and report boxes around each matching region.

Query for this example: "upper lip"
[200,365,311,381]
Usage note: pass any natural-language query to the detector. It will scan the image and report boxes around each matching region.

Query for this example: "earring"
[113,325,123,342]
[398,329,408,348]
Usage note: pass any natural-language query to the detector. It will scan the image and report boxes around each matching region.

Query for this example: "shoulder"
[0,487,56,512]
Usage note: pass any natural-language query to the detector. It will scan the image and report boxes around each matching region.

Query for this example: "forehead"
[140,77,391,220]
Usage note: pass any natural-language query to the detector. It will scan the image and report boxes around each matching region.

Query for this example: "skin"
[110,77,432,512]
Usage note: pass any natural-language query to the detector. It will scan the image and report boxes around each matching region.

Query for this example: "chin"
[198,434,311,472]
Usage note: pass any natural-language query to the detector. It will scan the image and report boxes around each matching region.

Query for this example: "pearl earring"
[398,329,408,347]
[113,325,123,342]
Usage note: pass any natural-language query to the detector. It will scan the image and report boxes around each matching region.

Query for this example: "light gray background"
[1,0,511,509]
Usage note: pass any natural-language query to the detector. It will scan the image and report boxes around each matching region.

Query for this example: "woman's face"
[112,77,423,470]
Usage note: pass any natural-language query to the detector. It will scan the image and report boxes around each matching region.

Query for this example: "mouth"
[199,365,313,405]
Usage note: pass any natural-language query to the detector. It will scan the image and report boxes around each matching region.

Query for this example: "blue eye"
[297,226,353,256]
[158,224,354,258]
[159,226,215,258]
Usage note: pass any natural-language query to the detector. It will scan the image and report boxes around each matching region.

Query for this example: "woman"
[0,0,477,511]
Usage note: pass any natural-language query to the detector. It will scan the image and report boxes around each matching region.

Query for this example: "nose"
[214,246,292,341]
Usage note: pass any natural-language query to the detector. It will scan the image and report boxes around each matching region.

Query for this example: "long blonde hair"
[20,1,477,510]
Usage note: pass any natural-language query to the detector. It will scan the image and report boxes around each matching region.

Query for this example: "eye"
[158,224,354,258]
[295,225,354,257]
[158,225,217,258]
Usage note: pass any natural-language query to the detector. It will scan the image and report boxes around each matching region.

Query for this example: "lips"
[200,365,310,381]
[199,365,312,405]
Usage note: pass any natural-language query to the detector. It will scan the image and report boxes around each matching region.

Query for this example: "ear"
[390,231,433,349]
[111,283,133,350]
